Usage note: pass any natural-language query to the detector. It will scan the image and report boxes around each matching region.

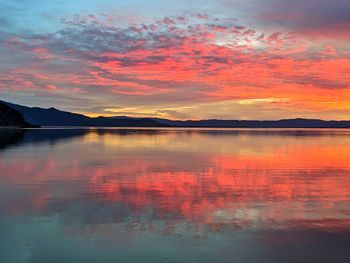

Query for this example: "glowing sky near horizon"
[0,0,350,120]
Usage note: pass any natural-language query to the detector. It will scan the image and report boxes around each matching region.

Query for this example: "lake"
[0,128,349,263]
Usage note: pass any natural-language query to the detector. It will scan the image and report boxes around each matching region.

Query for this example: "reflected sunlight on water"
[0,128,349,262]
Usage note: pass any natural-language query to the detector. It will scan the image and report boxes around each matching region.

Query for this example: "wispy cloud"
[0,11,349,119]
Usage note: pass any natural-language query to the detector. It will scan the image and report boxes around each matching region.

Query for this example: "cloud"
[0,13,349,119]
[253,0,350,40]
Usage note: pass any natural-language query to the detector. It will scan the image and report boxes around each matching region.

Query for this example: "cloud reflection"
[0,129,349,234]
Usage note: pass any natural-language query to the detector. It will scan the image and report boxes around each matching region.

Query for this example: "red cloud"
[1,14,349,118]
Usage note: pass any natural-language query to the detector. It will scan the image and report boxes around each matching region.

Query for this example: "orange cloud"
[1,14,349,119]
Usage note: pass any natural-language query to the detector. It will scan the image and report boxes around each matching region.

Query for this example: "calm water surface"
[0,128,349,263]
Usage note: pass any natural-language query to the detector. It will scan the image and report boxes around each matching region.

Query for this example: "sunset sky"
[0,0,349,120]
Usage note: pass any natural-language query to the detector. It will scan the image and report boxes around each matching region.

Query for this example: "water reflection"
[0,128,349,262]
[0,129,24,150]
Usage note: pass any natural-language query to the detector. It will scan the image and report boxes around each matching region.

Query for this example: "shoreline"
[2,126,350,130]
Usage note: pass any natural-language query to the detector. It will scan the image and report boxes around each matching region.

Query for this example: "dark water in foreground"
[0,128,349,263]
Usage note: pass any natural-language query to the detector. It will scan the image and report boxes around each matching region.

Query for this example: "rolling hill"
[2,100,350,128]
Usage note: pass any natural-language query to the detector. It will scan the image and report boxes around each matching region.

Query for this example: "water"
[0,128,349,263]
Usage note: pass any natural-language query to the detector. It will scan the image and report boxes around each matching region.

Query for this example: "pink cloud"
[1,13,349,118]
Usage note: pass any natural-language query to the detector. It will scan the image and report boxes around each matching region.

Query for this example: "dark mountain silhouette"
[0,101,35,127]
[153,118,350,128]
[2,100,350,128]
[1,101,167,127]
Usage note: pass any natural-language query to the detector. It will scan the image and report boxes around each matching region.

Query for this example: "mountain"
[152,118,350,128]
[2,100,350,128]
[1,101,167,127]
[0,101,35,128]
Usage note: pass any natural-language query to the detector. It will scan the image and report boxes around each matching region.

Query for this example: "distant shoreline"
[2,100,350,129]
[2,126,350,130]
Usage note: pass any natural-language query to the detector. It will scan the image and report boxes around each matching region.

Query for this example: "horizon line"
[2,100,350,122]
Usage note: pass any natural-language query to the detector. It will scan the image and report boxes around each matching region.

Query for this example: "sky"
[0,0,349,120]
